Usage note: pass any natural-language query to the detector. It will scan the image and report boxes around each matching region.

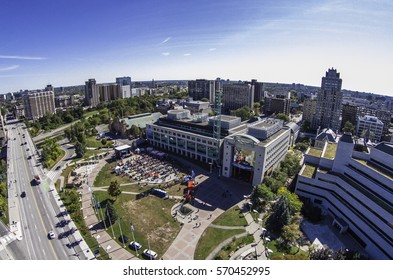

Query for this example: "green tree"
[75,141,86,158]
[107,180,122,201]
[128,124,141,137]
[230,106,254,121]
[200,98,209,102]
[277,187,303,214]
[101,138,107,146]
[342,121,355,134]
[281,220,302,248]
[266,195,291,233]
[105,200,118,224]
[274,113,290,123]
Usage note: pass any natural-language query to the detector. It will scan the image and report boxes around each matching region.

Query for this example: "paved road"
[5,121,78,260]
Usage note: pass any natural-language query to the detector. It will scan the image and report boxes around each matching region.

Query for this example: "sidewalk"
[78,156,136,260]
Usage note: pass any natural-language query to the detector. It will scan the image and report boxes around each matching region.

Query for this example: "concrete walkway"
[78,156,137,260]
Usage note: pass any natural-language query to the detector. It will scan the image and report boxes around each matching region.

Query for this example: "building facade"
[356,115,384,142]
[55,95,75,108]
[341,103,358,129]
[23,90,55,120]
[302,98,317,125]
[84,79,100,107]
[188,79,216,103]
[264,96,291,116]
[295,134,393,259]
[222,119,290,186]
[222,83,254,114]
[312,68,343,132]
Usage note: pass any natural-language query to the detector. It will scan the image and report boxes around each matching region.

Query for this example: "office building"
[356,115,384,142]
[312,68,343,132]
[23,90,55,120]
[295,134,393,259]
[341,103,358,129]
[222,83,254,114]
[264,92,291,116]
[147,110,290,186]
[188,79,216,103]
[85,79,100,107]
[222,118,290,185]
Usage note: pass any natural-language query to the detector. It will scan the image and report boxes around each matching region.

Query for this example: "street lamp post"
[118,218,126,248]
[106,205,116,238]
[147,235,152,260]
[130,223,138,257]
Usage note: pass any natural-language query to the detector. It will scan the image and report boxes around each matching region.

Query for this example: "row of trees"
[40,138,63,168]
[27,107,85,136]
[250,152,303,253]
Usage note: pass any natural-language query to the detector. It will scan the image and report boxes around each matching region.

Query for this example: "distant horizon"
[3,78,391,98]
[1,1,392,96]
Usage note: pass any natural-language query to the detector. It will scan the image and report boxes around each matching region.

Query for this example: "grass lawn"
[307,148,322,157]
[266,240,309,260]
[301,164,317,178]
[84,110,99,118]
[214,234,254,259]
[323,143,337,159]
[47,149,66,169]
[86,136,113,148]
[93,192,181,259]
[212,206,248,227]
[194,227,245,260]
[94,161,132,187]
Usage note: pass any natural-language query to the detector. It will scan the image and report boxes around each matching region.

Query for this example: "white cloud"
[160,37,171,44]
[183,53,191,56]
[0,65,19,71]
[0,55,47,60]
[162,52,170,56]
[208,48,217,51]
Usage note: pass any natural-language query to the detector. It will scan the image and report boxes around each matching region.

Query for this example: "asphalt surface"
[3,121,78,260]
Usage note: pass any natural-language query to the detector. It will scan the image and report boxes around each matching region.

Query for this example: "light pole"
[118,218,125,248]
[106,204,116,238]
[147,235,152,260]
[130,223,138,257]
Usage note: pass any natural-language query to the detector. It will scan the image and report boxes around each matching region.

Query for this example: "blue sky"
[0,0,392,96]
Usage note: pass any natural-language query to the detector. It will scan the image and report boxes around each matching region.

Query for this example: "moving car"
[48,231,56,239]
[20,191,26,198]
[143,249,157,259]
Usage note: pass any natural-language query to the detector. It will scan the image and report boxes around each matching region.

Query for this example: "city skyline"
[1,0,392,96]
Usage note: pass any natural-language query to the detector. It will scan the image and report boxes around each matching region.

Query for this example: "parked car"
[119,235,129,244]
[129,241,142,251]
[143,249,158,259]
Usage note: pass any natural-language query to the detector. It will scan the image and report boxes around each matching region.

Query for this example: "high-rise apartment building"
[85,79,100,107]
[99,84,122,102]
[188,79,216,103]
[312,68,343,132]
[222,83,254,114]
[303,97,317,125]
[116,76,131,87]
[23,90,55,120]
[251,79,264,102]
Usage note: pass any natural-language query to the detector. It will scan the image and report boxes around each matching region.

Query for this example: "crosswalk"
[0,233,16,246]
[46,170,59,182]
